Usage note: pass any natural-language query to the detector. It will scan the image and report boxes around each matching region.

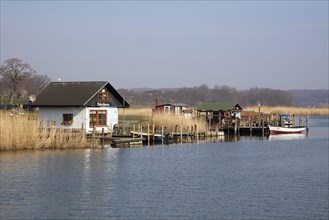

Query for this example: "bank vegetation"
[0,110,95,151]
[1,105,327,151]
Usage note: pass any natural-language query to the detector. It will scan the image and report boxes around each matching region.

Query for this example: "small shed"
[196,102,243,127]
[154,98,188,116]
[31,81,129,134]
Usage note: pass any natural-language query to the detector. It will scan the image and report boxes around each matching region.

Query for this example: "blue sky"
[1,1,328,90]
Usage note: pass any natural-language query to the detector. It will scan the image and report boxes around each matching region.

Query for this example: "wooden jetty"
[90,111,310,147]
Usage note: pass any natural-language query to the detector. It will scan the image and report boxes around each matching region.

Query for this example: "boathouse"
[196,103,243,128]
[154,98,189,116]
[31,81,130,134]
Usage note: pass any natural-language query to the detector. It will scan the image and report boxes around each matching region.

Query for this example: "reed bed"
[119,107,207,133]
[244,106,329,116]
[119,107,153,117]
[150,113,207,133]
[0,111,95,151]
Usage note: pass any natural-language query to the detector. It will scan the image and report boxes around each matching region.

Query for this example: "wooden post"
[140,125,143,138]
[132,124,135,138]
[291,114,295,126]
[215,124,218,137]
[152,124,155,143]
[299,115,302,126]
[249,120,252,137]
[161,125,164,144]
[147,124,150,145]
[196,124,199,141]
[234,117,237,136]
[281,117,285,127]
[261,119,264,139]
[306,116,309,132]
[101,128,105,147]
[180,124,183,144]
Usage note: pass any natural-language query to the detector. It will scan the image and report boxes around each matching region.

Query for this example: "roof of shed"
[156,103,188,107]
[31,81,129,107]
[196,103,243,111]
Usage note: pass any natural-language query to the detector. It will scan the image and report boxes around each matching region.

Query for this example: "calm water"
[1,116,328,220]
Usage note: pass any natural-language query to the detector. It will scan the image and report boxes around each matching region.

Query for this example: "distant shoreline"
[243,106,328,116]
[120,106,329,116]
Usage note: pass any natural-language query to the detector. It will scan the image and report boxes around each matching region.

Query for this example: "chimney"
[155,98,160,106]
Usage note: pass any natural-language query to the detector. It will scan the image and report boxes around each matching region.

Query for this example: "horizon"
[1,1,328,90]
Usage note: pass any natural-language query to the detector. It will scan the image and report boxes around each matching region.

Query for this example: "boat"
[268,125,306,135]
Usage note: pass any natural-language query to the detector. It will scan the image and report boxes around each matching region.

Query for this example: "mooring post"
[152,124,155,144]
[147,124,150,145]
[180,124,183,144]
[215,125,218,137]
[132,124,135,138]
[234,117,237,136]
[101,128,104,147]
[161,125,164,144]
[306,116,309,132]
[281,117,285,127]
[138,124,140,137]
[140,125,143,139]
[261,119,264,139]
[249,120,252,138]
[196,124,199,141]
[299,115,302,126]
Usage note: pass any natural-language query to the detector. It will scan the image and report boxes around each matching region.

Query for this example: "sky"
[1,1,328,90]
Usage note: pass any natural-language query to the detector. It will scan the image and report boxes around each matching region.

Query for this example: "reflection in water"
[268,133,307,141]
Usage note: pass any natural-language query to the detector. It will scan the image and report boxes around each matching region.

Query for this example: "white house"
[32,81,129,134]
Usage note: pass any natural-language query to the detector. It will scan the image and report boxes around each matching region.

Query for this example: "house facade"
[32,81,129,134]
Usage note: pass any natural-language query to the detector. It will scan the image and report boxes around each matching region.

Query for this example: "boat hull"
[268,125,306,135]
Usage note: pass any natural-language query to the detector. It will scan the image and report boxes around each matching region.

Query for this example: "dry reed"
[150,113,207,133]
[119,107,153,117]
[244,106,329,116]
[0,110,95,151]
[119,107,207,133]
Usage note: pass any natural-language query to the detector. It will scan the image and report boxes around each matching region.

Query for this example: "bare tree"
[0,58,36,104]
[23,74,51,95]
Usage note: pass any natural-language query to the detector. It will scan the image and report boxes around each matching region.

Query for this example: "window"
[62,114,73,125]
[90,110,107,127]
[98,92,109,102]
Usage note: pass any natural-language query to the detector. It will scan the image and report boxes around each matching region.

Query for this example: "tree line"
[0,58,51,104]
[1,58,295,107]
[118,84,296,107]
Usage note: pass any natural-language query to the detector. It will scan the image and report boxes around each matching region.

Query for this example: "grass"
[0,97,29,105]
[0,110,95,151]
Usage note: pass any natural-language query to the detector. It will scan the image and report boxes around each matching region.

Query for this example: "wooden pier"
[91,112,309,147]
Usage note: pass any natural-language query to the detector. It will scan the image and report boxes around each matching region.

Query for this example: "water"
[1,116,328,220]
